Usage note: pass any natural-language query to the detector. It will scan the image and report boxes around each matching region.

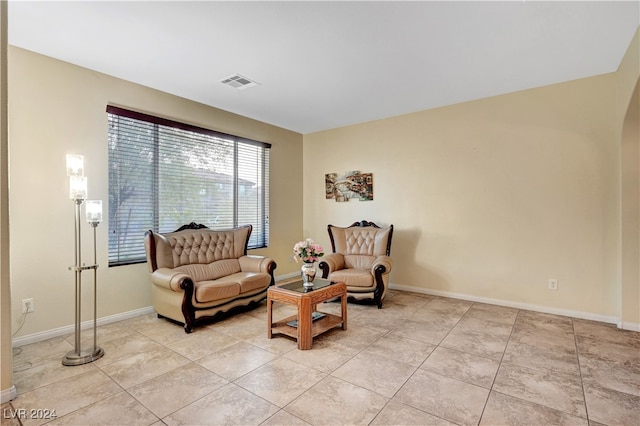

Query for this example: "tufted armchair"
[319,220,393,308]
[144,223,276,332]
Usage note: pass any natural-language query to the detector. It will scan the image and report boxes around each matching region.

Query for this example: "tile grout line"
[476,306,520,425]
[572,317,591,424]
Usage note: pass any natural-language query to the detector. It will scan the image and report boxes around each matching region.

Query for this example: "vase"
[301,261,316,287]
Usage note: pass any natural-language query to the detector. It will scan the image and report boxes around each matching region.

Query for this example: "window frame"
[106,105,271,267]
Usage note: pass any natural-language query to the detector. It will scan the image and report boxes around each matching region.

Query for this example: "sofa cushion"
[208,259,242,280]
[194,272,271,303]
[195,280,240,303]
[175,259,241,282]
[233,272,272,293]
[175,264,215,283]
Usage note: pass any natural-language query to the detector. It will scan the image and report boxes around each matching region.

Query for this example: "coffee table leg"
[298,298,313,350]
[267,297,273,339]
[341,292,347,330]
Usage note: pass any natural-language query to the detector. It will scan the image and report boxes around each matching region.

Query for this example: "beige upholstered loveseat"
[319,220,393,309]
[144,223,276,333]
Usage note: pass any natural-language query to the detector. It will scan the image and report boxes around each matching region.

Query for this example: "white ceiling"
[8,1,640,134]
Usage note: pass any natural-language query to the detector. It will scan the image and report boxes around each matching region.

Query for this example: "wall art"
[325,171,373,202]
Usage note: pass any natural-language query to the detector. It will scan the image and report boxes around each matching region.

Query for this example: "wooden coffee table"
[267,279,347,350]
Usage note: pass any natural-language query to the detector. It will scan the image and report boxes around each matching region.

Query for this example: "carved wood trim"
[318,261,330,279]
[242,224,253,255]
[267,261,277,286]
[348,220,380,228]
[173,222,209,232]
[385,225,394,256]
[144,230,158,272]
[189,290,269,332]
[179,278,196,333]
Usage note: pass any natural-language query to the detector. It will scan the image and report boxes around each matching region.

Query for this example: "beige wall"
[620,81,639,328]
[8,47,303,339]
[618,28,640,329]
[1,0,15,403]
[304,73,622,321]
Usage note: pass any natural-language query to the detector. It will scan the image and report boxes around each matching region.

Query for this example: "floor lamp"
[62,154,105,366]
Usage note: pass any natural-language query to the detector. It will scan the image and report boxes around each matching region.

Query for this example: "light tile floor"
[3,290,640,425]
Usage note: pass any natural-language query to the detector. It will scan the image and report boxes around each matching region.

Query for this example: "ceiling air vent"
[219,74,260,90]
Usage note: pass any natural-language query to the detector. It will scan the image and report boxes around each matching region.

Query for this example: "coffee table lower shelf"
[271,313,345,340]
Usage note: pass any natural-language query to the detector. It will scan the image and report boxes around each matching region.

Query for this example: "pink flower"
[292,238,325,263]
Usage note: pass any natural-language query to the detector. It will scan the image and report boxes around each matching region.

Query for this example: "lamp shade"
[85,200,102,223]
[66,154,84,177]
[69,176,87,200]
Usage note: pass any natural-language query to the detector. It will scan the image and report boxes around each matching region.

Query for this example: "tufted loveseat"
[144,223,276,333]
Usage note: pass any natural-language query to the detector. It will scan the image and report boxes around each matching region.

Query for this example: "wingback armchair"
[318,220,393,308]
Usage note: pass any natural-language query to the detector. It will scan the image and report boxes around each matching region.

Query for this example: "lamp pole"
[62,155,104,366]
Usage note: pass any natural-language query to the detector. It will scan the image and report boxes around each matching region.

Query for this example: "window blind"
[107,105,271,266]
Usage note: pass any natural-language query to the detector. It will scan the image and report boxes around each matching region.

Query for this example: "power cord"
[12,309,28,337]
[12,310,33,372]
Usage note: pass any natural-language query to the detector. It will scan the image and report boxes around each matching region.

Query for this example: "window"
[107,105,270,266]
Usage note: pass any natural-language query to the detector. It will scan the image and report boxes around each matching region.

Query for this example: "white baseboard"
[276,272,300,281]
[617,320,640,332]
[12,306,155,348]
[389,283,622,326]
[1,385,16,403]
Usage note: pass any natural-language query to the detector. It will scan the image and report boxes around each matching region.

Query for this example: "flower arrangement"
[293,238,325,263]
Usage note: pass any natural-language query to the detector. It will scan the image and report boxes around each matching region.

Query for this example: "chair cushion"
[329,269,374,288]
[344,254,375,269]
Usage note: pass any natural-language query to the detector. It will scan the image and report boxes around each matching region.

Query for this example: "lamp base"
[62,346,104,366]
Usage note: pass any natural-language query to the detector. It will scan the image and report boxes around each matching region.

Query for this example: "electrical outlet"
[21,298,34,314]
[548,279,558,291]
